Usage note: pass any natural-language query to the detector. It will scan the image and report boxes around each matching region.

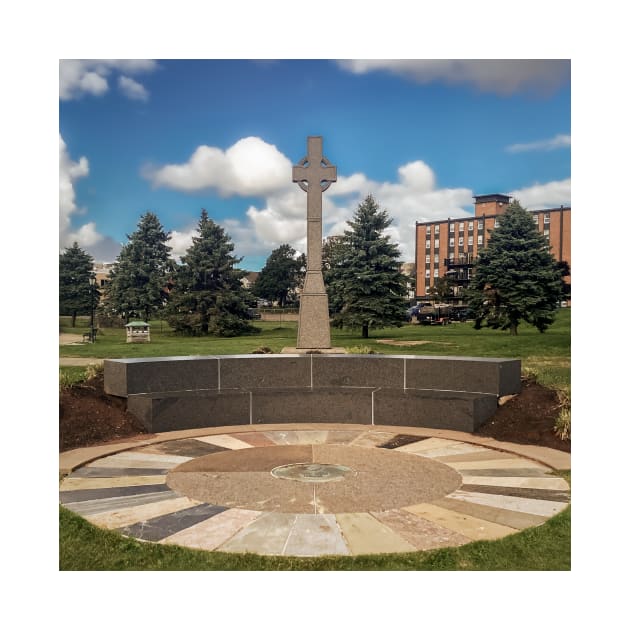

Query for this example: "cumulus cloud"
[59,135,118,258]
[144,136,293,197]
[337,59,570,96]
[509,178,571,210]
[60,60,157,100]
[506,134,571,153]
[118,75,149,101]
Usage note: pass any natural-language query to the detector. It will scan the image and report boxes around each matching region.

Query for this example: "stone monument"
[292,136,337,349]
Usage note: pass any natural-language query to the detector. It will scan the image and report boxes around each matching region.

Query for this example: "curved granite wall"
[104,354,521,434]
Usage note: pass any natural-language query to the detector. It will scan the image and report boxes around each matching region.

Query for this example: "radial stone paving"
[60,429,570,557]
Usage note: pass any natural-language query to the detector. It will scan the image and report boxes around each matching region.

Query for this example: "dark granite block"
[127,390,250,432]
[373,388,497,432]
[218,355,311,389]
[377,434,431,449]
[404,356,521,396]
[60,484,170,504]
[251,387,373,425]
[311,355,405,388]
[105,356,219,397]
[118,503,227,541]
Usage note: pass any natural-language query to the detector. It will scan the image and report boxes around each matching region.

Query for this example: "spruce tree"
[466,199,563,335]
[105,212,173,322]
[329,195,408,338]
[252,244,305,307]
[59,242,96,328]
[166,209,256,336]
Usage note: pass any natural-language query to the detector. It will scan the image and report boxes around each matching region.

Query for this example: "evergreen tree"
[466,200,563,335]
[59,242,96,328]
[166,209,256,336]
[104,212,173,322]
[323,235,351,315]
[252,244,305,307]
[329,195,408,338]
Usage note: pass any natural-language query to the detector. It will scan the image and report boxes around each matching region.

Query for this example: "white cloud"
[337,60,570,96]
[144,136,293,197]
[118,75,149,101]
[60,60,157,100]
[506,134,571,153]
[59,135,109,252]
[509,178,571,209]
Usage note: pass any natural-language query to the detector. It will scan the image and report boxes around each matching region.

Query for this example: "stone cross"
[292,136,337,349]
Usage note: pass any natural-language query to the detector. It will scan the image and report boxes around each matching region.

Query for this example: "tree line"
[59,196,566,338]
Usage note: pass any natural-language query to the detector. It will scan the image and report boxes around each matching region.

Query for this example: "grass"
[60,499,570,571]
[59,310,570,570]
[60,310,570,389]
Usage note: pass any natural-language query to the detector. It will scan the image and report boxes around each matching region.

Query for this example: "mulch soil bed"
[59,373,570,454]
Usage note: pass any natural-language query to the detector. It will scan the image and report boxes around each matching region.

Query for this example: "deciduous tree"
[252,244,305,307]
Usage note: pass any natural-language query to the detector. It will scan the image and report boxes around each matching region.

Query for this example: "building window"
[459,223,464,232]
[434,225,440,234]
[449,252,454,260]
[477,235,483,245]
[544,214,550,224]
[494,218,500,228]
[449,237,454,247]
[425,255,430,264]
[458,236,463,246]
[434,239,439,248]
[434,254,439,264]
[468,222,473,231]
[544,228,550,236]
[449,223,454,233]
[477,219,483,229]
[468,236,473,246]
[433,268,439,277]
[425,240,431,249]
[425,269,430,278]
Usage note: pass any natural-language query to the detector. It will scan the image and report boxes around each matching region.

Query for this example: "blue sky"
[60,59,570,270]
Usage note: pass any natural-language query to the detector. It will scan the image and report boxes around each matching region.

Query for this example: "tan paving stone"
[446,489,568,517]
[60,475,166,490]
[447,458,550,471]
[160,508,262,549]
[217,512,297,555]
[295,430,329,445]
[415,443,490,459]
[435,450,518,463]
[282,514,349,556]
[86,496,202,529]
[85,452,192,468]
[431,497,549,530]
[395,437,465,454]
[403,502,519,540]
[347,431,397,448]
[370,508,472,550]
[461,475,570,490]
[324,430,366,445]
[335,512,416,554]
[194,434,254,450]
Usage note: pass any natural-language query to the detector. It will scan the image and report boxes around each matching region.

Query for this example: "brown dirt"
[59,374,570,454]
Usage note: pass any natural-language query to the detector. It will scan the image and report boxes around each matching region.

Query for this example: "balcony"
[444,254,476,267]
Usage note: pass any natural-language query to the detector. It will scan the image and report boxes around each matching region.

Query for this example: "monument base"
[296,292,331,349]
[281,347,348,354]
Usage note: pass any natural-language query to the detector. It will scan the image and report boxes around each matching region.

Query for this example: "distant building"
[241,271,259,290]
[92,262,115,295]
[414,193,571,301]
[399,262,416,301]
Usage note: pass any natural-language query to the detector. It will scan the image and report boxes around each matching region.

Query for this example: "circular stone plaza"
[59,425,570,557]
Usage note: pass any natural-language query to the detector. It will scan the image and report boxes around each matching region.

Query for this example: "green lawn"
[59,309,570,570]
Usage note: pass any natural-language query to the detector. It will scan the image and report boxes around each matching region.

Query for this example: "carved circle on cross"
[295,156,335,192]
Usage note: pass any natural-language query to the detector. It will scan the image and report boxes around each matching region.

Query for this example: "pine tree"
[104,212,173,322]
[166,209,256,336]
[59,242,96,328]
[466,199,563,335]
[252,244,305,307]
[329,195,408,338]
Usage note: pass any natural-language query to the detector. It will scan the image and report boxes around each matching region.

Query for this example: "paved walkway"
[60,424,570,557]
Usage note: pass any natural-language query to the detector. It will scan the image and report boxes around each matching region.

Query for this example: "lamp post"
[88,276,96,343]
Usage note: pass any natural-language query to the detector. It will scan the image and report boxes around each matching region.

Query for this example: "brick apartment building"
[414,193,571,301]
